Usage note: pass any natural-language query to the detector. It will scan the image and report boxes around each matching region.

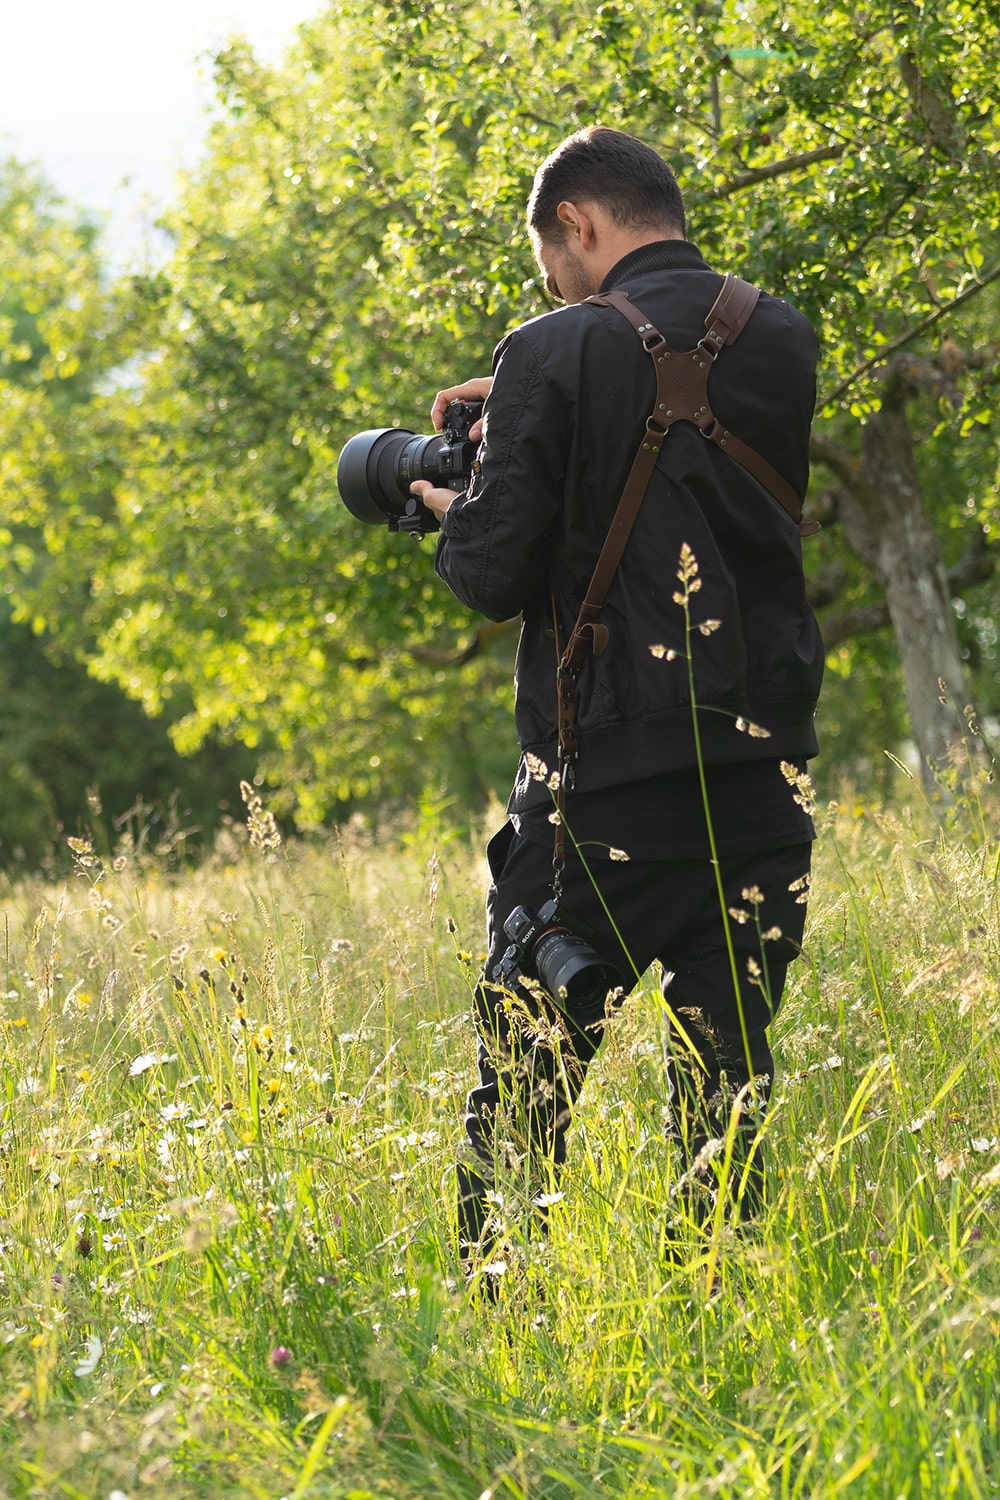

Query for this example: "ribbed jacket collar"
[599,239,711,292]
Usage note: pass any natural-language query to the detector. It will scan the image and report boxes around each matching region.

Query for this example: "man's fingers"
[411,478,460,522]
[430,377,493,430]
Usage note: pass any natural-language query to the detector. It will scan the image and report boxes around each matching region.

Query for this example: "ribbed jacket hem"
[507,699,820,813]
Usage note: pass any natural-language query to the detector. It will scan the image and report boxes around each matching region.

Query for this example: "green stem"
[680,592,757,1088]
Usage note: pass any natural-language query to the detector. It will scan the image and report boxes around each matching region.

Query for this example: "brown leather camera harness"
[548,273,819,896]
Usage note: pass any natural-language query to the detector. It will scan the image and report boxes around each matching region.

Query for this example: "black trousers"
[457,822,811,1253]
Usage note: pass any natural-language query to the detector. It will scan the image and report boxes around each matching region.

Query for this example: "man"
[411,126,823,1267]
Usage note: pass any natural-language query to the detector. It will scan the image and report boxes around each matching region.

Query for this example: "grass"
[0,780,998,1499]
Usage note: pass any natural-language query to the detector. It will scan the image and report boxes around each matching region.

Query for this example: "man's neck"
[599,239,706,292]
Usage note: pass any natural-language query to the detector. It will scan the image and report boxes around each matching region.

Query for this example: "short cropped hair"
[528,126,686,241]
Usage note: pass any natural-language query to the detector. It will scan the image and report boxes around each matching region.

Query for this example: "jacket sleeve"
[434,326,567,622]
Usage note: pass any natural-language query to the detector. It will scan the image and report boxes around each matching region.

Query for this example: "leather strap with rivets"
[587,278,819,538]
[548,275,816,877]
[563,274,816,677]
[548,276,821,876]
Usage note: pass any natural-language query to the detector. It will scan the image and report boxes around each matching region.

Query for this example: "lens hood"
[337,428,415,524]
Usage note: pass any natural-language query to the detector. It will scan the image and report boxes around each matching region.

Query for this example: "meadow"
[0,774,998,1499]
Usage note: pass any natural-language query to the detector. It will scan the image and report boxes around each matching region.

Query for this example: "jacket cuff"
[439,500,471,541]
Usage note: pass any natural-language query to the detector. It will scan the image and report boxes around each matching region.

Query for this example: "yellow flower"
[266,1078,281,1096]
[12,1017,27,1028]
[77,992,92,1011]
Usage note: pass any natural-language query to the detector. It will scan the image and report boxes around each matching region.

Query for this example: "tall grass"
[0,782,997,1498]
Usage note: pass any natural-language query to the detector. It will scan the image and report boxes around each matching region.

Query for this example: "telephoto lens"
[336,399,483,535]
[337,428,444,529]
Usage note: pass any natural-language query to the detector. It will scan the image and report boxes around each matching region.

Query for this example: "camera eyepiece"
[336,399,483,536]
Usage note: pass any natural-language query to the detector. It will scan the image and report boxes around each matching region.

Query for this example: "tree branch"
[819,527,996,649]
[820,261,1000,408]
[809,433,866,493]
[880,350,961,408]
[821,600,892,650]
[897,49,965,157]
[703,144,845,200]
[408,617,517,667]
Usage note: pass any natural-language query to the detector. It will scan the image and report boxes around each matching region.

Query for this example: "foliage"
[0,792,998,1494]
[101,0,1000,814]
[5,4,1000,828]
[0,603,256,866]
[0,162,258,864]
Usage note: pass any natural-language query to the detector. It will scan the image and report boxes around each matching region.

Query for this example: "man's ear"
[555,200,596,247]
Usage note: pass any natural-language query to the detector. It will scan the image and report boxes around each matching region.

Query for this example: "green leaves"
[3,0,1000,830]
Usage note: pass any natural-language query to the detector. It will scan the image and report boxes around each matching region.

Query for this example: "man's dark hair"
[528,126,686,241]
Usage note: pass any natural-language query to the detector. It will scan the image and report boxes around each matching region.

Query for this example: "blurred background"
[0,0,997,870]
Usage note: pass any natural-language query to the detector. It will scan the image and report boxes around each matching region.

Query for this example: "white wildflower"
[128,1052,178,1077]
[73,1335,103,1378]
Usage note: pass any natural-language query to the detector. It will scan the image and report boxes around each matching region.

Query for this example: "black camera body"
[336,399,483,538]
[497,897,622,1013]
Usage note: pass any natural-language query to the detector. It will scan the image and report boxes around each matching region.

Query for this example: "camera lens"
[533,930,622,1013]
[337,428,440,525]
[337,401,482,531]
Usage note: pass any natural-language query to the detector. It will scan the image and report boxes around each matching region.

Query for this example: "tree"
[0,161,256,865]
[10,1,1000,824]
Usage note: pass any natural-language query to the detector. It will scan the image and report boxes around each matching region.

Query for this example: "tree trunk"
[829,373,973,787]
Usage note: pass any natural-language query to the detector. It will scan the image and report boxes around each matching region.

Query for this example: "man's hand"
[415,376,492,520]
[431,377,493,438]
[410,480,461,522]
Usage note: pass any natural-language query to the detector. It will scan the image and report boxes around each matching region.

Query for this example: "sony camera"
[496,897,622,1013]
[336,398,484,537]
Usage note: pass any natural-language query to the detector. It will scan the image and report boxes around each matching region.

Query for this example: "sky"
[0,0,322,265]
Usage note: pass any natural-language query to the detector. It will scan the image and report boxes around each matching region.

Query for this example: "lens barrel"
[337,428,480,531]
[532,929,622,1012]
[337,428,441,527]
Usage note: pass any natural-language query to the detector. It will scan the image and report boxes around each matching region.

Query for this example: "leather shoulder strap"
[587,276,818,537]
[702,275,760,349]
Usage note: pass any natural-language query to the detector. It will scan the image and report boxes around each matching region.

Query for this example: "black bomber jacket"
[435,240,824,815]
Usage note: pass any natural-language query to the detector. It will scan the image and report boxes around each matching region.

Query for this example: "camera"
[336,398,484,537]
[496,897,622,1013]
